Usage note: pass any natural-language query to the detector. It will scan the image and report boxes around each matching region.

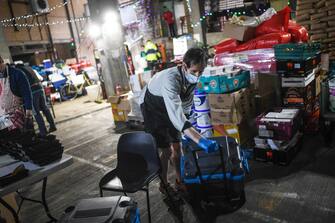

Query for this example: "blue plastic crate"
[274,43,321,60]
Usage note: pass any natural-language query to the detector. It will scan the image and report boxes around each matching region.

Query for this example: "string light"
[2,17,89,28]
[0,1,70,24]
[186,0,192,13]
[191,12,213,28]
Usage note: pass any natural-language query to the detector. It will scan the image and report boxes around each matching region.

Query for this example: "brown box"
[210,109,243,125]
[107,93,129,104]
[254,91,277,116]
[254,73,280,96]
[223,23,255,42]
[208,89,249,109]
[117,99,131,111]
[209,89,253,125]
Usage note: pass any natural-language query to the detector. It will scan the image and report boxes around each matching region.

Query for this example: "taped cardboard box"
[208,88,250,110]
[208,88,254,122]
[223,23,256,42]
[108,93,130,122]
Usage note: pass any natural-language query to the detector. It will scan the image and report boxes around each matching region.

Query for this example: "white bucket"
[196,125,213,137]
[195,111,212,127]
[85,84,101,101]
[194,92,210,112]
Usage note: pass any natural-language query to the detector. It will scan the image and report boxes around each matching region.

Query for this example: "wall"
[0,0,94,64]
[0,26,11,62]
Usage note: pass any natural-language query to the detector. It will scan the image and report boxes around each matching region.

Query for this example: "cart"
[320,77,335,145]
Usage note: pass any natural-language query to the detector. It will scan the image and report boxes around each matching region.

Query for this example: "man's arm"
[14,69,33,112]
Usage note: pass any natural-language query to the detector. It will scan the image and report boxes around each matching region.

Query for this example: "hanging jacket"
[163,10,174,25]
[144,41,161,62]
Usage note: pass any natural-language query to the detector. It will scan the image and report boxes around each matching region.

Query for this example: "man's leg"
[33,93,47,136]
[39,91,56,131]
[170,142,182,183]
[160,147,172,185]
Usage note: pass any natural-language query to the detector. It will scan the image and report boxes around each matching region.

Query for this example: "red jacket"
[163,11,174,24]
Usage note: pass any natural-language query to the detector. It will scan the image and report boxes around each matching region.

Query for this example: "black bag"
[181,136,248,203]
[58,196,140,223]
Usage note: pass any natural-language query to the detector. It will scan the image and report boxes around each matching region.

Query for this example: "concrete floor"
[20,102,335,223]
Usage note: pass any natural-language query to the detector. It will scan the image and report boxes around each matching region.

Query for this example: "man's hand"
[24,110,34,132]
[25,109,33,118]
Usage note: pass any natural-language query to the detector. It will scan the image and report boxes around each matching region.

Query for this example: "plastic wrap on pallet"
[214,48,276,75]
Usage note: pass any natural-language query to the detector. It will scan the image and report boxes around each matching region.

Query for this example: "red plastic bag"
[288,20,309,42]
[214,38,239,54]
[256,6,291,37]
[234,32,291,52]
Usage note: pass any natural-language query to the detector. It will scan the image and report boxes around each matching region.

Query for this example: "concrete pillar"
[88,0,128,97]
[188,0,206,44]
[0,25,11,62]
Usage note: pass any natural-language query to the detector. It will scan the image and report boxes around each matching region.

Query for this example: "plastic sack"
[288,20,309,43]
[214,38,239,54]
[214,48,276,74]
[234,32,291,52]
[243,8,277,27]
[255,6,291,37]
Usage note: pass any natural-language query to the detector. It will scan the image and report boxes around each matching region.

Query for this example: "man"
[162,6,176,38]
[17,64,56,136]
[0,56,33,132]
[144,40,161,71]
[140,48,218,194]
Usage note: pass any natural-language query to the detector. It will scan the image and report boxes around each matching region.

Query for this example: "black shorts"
[148,126,181,149]
[140,92,181,148]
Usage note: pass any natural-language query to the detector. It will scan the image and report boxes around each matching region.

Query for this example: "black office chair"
[99,132,173,223]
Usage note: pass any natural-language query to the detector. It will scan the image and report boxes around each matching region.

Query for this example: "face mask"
[185,72,198,84]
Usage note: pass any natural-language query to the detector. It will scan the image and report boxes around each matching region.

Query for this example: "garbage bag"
[288,20,309,42]
[214,38,239,54]
[234,32,291,52]
[255,6,291,37]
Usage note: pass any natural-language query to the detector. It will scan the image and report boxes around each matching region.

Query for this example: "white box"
[173,36,195,57]
[281,70,315,87]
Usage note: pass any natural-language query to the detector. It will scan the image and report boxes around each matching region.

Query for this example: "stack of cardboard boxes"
[197,67,255,147]
[209,88,254,146]
[108,93,131,123]
[253,108,303,165]
[274,43,321,133]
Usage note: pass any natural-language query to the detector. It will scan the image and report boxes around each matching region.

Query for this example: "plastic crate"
[274,43,321,60]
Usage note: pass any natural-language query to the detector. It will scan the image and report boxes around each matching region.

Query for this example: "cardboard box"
[208,88,249,110]
[213,121,254,146]
[254,91,277,116]
[315,71,321,96]
[108,93,130,122]
[107,93,129,104]
[255,108,302,141]
[209,88,253,124]
[282,80,315,106]
[173,36,195,57]
[254,73,280,96]
[223,23,255,42]
[211,109,242,125]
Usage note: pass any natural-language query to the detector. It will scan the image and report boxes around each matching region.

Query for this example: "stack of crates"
[274,43,322,133]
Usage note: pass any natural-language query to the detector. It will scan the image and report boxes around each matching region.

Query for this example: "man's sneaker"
[175,179,188,193]
[159,182,178,196]
[49,126,57,133]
